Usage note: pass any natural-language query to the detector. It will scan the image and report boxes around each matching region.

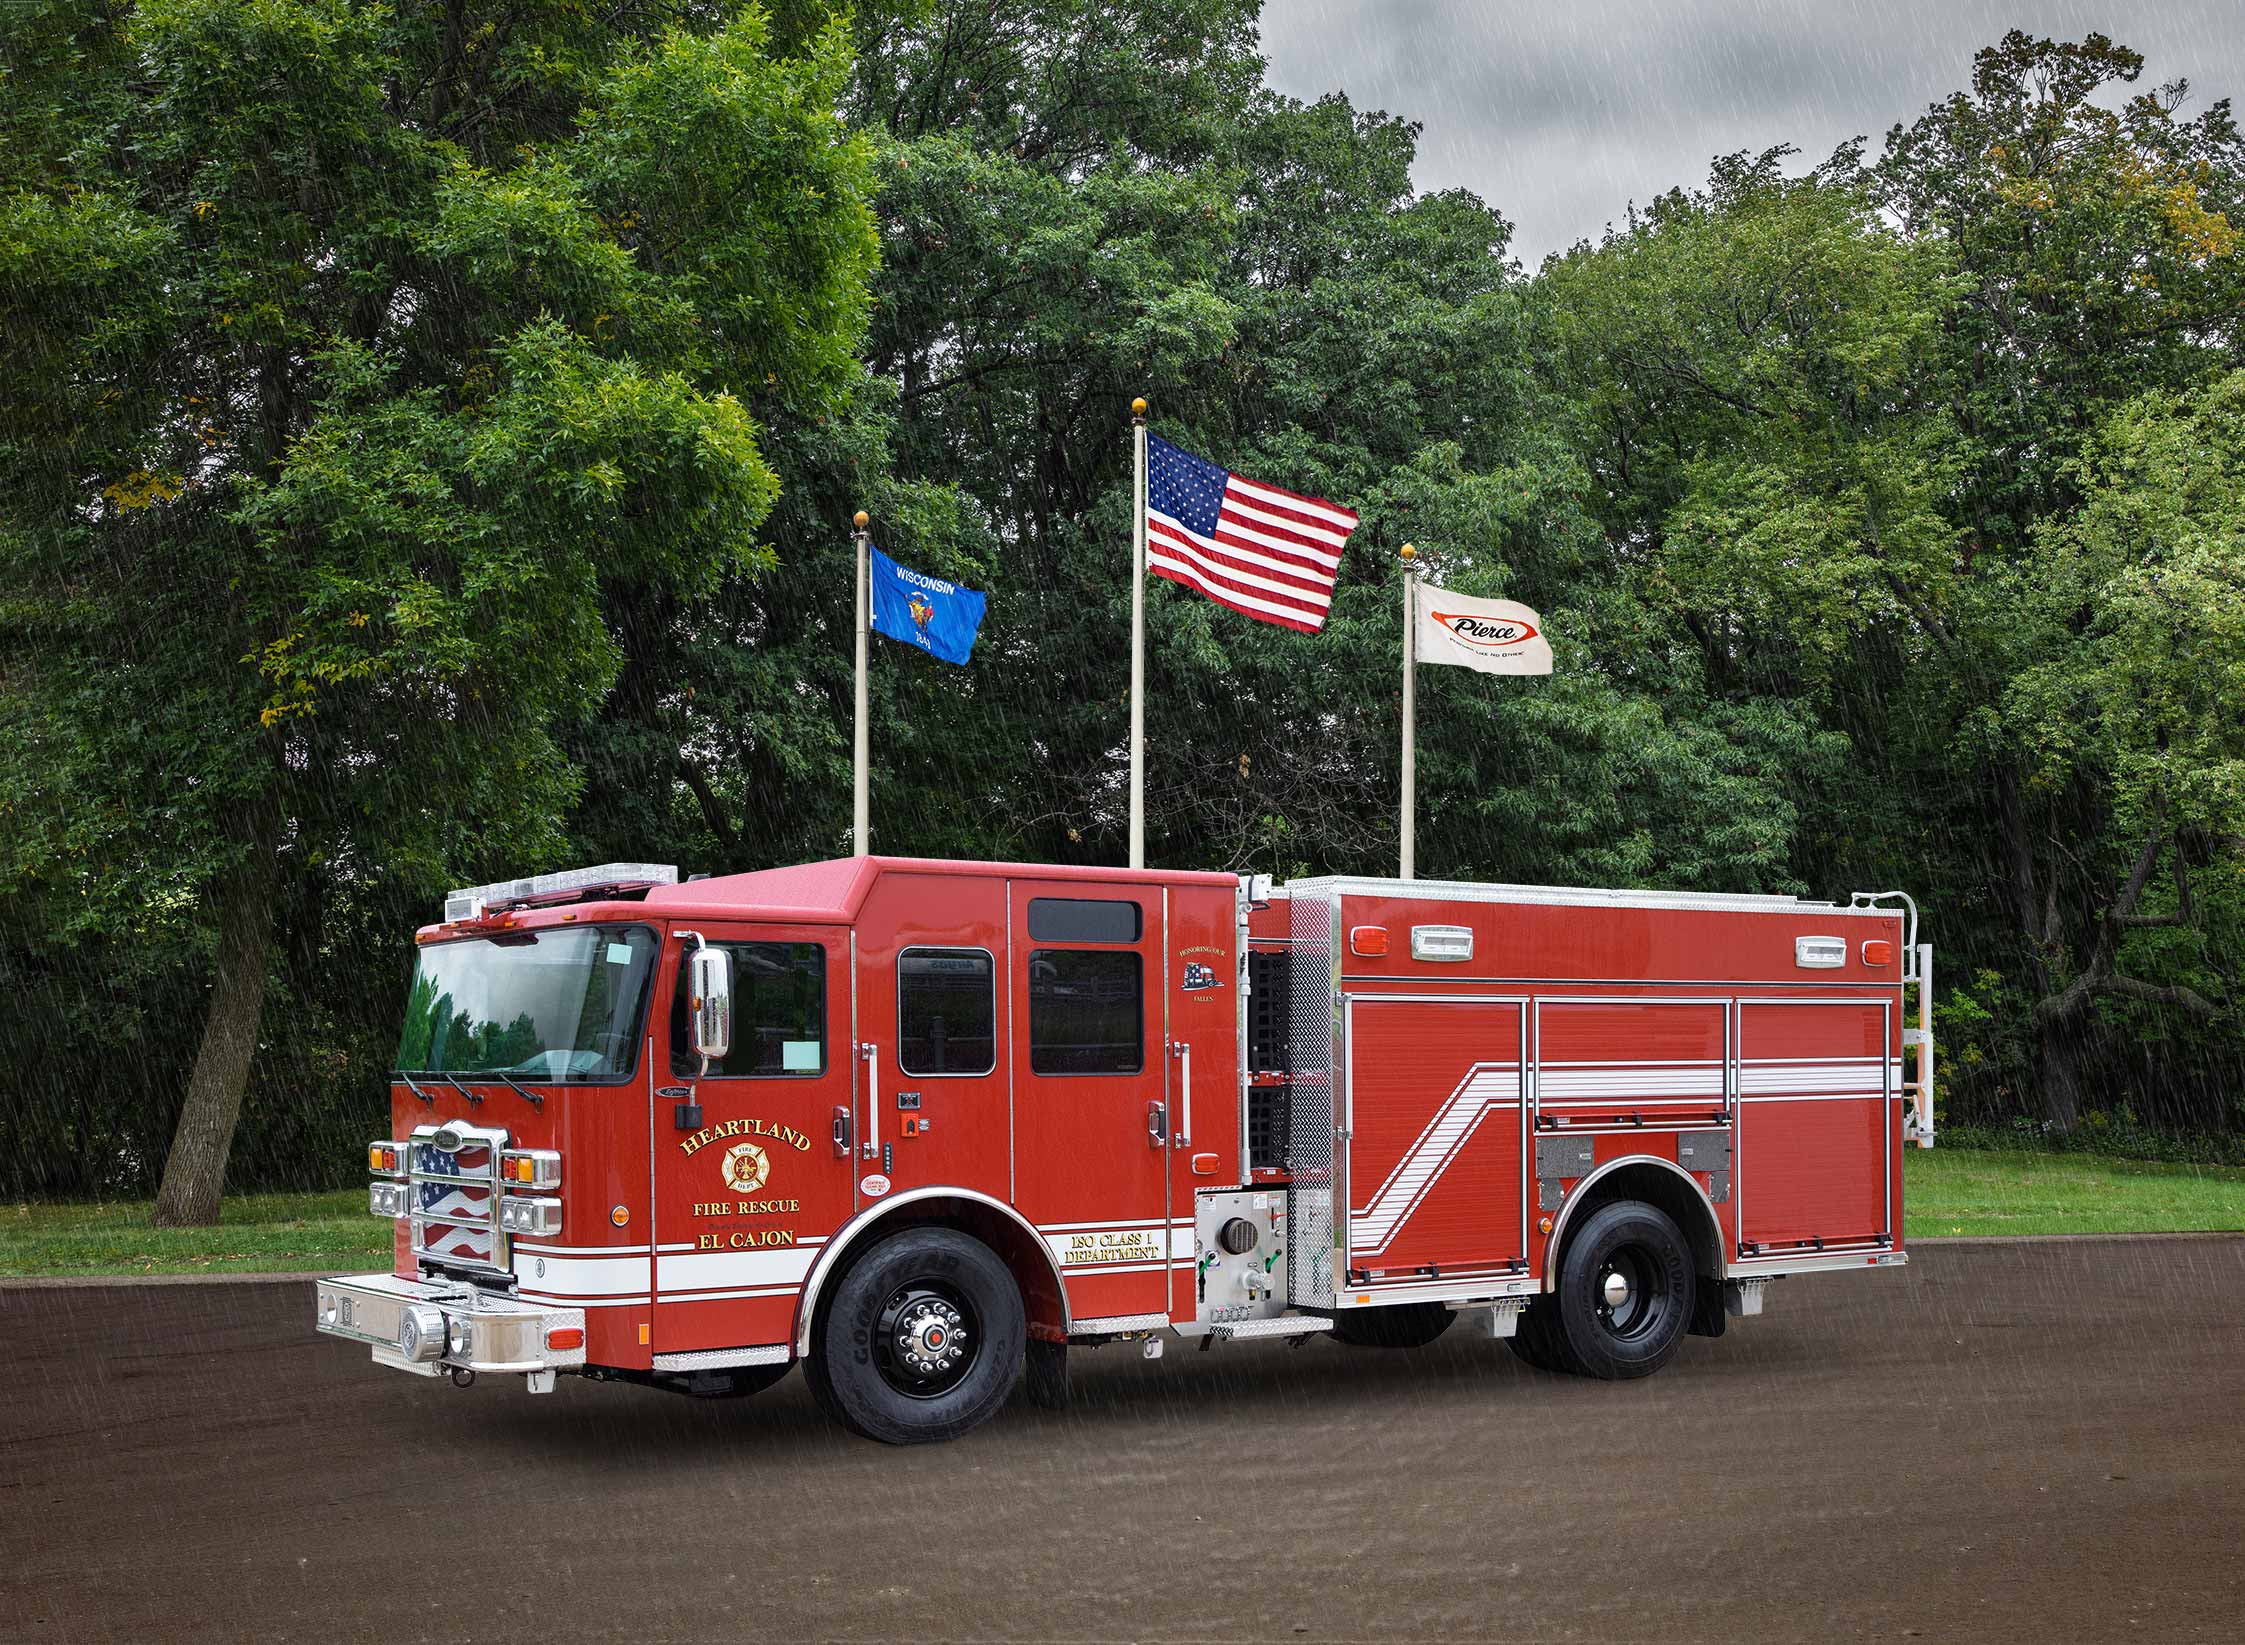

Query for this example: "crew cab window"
[898,948,997,1075]
[1026,897,1142,944]
[1028,949,1143,1075]
[670,942,825,1077]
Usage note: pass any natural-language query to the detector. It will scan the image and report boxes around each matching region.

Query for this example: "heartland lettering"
[679,1117,813,1157]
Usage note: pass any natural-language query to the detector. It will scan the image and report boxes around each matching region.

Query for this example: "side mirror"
[688,945,732,1066]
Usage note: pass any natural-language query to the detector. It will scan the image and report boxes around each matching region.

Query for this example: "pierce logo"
[1432,611,1539,650]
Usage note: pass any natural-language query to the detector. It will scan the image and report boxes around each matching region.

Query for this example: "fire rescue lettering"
[696,1229,797,1250]
[1063,1230,1157,1264]
[692,1200,801,1217]
[678,1116,813,1157]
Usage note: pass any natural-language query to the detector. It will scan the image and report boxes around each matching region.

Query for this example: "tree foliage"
[4,13,2243,1202]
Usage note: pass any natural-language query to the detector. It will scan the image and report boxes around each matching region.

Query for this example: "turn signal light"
[1349,925,1390,957]
[545,1327,585,1352]
[499,1149,561,1188]
[1861,939,1895,967]
[368,1142,404,1176]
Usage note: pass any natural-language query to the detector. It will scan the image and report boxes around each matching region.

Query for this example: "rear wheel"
[814,1227,1024,1445]
[1331,1301,1455,1348]
[1504,1298,1578,1373]
[1549,1199,1694,1380]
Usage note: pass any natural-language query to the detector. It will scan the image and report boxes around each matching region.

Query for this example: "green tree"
[0,0,877,1219]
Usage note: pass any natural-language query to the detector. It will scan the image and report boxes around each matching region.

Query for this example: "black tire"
[1549,1199,1695,1380]
[1503,1298,1578,1373]
[1331,1301,1455,1349]
[814,1226,1024,1445]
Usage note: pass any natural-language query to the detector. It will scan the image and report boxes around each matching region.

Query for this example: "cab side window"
[897,948,997,1075]
[670,942,825,1077]
[1028,950,1144,1074]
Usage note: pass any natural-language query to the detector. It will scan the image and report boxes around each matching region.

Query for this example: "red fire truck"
[315,857,1933,1444]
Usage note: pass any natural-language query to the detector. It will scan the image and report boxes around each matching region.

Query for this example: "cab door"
[650,924,856,1354]
[1006,882,1173,1324]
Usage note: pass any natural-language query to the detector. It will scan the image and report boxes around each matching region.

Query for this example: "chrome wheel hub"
[896,1299,968,1378]
[1601,1270,1632,1309]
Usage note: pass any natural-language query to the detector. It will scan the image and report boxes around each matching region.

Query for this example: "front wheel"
[1549,1199,1695,1379]
[814,1227,1025,1445]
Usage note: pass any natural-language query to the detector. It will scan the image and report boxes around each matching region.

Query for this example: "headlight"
[498,1196,562,1237]
[369,1181,409,1218]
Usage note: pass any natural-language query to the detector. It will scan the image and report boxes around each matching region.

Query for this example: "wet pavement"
[5,1237,2241,1642]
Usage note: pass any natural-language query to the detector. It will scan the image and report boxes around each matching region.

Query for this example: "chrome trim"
[1537,1154,1728,1293]
[315,1271,585,1375]
[789,1185,1071,1356]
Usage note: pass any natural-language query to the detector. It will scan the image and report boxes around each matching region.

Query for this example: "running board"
[1174,1316,1336,1341]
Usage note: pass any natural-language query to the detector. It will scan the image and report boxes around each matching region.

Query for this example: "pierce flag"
[868,545,986,666]
[1414,585,1552,675]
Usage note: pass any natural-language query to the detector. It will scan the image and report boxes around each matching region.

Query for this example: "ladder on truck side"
[1851,892,1935,1148]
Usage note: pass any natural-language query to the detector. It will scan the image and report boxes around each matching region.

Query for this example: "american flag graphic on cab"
[1145,434,1358,633]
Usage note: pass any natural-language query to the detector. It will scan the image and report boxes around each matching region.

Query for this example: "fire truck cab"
[315,856,1932,1444]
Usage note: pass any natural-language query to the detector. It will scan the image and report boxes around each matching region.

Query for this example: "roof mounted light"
[444,863,677,923]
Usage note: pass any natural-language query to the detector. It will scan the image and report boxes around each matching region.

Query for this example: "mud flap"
[1688,1275,1727,1339]
[1022,1338,1070,1410]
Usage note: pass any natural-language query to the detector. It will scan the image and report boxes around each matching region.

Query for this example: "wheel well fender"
[1539,1155,1726,1293]
[792,1187,1068,1356]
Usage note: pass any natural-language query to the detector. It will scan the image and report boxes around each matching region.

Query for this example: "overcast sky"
[1258,1,2243,266]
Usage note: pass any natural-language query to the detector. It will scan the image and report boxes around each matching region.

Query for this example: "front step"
[1174,1315,1336,1341]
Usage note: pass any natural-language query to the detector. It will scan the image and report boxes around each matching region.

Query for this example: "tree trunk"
[153,814,281,1226]
[2036,1016,2087,1133]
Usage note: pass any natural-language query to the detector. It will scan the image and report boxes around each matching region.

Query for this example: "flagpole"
[853,510,870,857]
[1400,542,1417,881]
[1129,395,1148,870]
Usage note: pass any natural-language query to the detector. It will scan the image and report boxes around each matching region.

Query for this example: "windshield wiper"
[470,1069,545,1111]
[395,1071,437,1106]
[438,1072,485,1107]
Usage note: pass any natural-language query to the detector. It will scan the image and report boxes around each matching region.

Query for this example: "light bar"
[443,862,677,923]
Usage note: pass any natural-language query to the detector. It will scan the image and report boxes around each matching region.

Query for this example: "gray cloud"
[1257,1,2244,264]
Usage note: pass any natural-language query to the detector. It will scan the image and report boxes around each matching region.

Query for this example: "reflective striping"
[1538,1064,1724,1100]
[655,1246,819,1292]
[510,1253,652,1297]
[1739,1059,1899,1095]
[1351,1062,1520,1257]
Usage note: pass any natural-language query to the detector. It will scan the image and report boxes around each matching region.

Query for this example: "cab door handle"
[831,1105,852,1159]
[1147,1100,1168,1148]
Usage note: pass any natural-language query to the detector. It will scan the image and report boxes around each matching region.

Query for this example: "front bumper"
[314,1272,586,1384]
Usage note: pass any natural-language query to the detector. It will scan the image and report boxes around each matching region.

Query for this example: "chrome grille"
[407,1122,508,1271]
[1285,894,1337,1306]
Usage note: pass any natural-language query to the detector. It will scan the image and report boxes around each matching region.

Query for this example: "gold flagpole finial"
[1131,396,1147,420]
[1400,541,1416,562]
[853,510,869,532]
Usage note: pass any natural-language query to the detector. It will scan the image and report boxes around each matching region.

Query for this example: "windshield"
[395,925,660,1081]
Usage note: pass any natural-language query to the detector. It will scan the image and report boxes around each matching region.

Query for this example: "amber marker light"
[610,1205,630,1227]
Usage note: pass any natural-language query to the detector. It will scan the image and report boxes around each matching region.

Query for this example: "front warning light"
[545,1327,585,1352]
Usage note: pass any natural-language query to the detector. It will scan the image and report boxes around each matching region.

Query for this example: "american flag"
[1145,434,1359,633]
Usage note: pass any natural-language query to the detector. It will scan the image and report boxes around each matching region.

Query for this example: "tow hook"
[450,1367,477,1389]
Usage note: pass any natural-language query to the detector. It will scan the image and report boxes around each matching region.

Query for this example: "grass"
[0,1190,387,1278]
[1900,1146,2245,1239]
[3,1151,2242,1277]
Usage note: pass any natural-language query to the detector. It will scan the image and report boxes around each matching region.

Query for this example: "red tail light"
[545,1327,585,1352]
[1862,940,1895,966]
[1349,925,1390,957]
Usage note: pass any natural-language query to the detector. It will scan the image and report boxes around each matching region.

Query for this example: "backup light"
[444,863,677,923]
[1410,925,1474,962]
